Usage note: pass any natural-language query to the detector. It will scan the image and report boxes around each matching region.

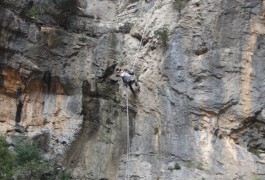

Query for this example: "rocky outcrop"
[1,0,265,179]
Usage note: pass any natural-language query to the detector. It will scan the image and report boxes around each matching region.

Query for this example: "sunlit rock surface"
[1,0,265,179]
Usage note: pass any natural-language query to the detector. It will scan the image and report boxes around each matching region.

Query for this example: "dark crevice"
[64,81,101,168]
[43,71,51,91]
[194,47,208,56]
[97,63,118,83]
[229,109,264,147]
[132,33,142,41]
[15,101,23,123]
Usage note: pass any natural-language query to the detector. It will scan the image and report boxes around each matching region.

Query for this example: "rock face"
[1,0,265,179]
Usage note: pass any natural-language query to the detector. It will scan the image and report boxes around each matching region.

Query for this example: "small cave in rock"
[97,63,118,83]
[132,33,149,46]
[43,71,51,85]
[194,47,208,56]
[229,117,265,157]
[0,73,3,88]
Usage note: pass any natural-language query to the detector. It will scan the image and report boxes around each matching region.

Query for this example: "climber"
[117,68,140,95]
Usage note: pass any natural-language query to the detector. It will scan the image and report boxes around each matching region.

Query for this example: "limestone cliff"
[1,0,265,179]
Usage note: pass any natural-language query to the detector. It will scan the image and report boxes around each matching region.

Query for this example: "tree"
[0,136,16,179]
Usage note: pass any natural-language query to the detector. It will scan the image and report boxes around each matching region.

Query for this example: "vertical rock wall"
[1,0,265,179]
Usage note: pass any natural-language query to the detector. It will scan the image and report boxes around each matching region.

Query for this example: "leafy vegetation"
[119,59,128,67]
[168,162,181,171]
[196,162,204,170]
[119,22,133,33]
[0,137,52,179]
[154,27,169,46]
[79,37,87,43]
[0,136,16,179]
[15,142,42,165]
[248,147,261,158]
[58,170,71,180]
[184,161,192,168]
[26,4,50,17]
[172,0,189,13]
[54,0,77,11]
[154,127,159,135]
[174,162,181,170]
[183,161,205,170]
[0,0,14,7]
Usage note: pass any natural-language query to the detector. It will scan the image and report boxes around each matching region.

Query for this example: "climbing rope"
[124,1,149,179]
[125,88,130,180]
[131,0,148,71]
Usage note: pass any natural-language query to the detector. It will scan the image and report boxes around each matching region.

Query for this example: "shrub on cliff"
[0,137,52,179]
[53,0,77,12]
[172,0,189,14]
[15,142,51,179]
[0,136,16,179]
[26,4,51,17]
[154,27,169,46]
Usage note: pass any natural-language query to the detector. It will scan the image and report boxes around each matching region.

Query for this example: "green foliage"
[16,161,50,179]
[119,59,128,66]
[154,127,159,135]
[54,0,77,11]
[252,177,262,180]
[14,142,51,179]
[79,37,87,43]
[168,162,181,171]
[0,0,14,7]
[26,4,51,17]
[120,22,133,33]
[0,137,51,179]
[154,27,169,46]
[196,162,204,170]
[59,170,71,180]
[248,148,261,158]
[172,0,189,13]
[184,161,192,168]
[174,162,181,170]
[0,137,16,179]
[15,142,42,165]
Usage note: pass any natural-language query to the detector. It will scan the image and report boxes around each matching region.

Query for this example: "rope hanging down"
[131,1,150,71]
[125,89,130,180]
[125,0,161,178]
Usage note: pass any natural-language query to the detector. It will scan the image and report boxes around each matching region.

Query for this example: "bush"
[0,137,16,179]
[174,162,181,170]
[0,0,14,7]
[168,162,181,171]
[15,142,42,165]
[196,162,204,170]
[154,27,169,46]
[0,138,52,179]
[14,142,51,179]
[248,148,261,158]
[172,0,189,13]
[54,0,77,11]
[58,170,71,180]
[26,4,50,17]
